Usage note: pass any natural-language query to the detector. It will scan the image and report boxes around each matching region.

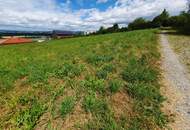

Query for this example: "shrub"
[109,80,123,93]
[60,97,75,118]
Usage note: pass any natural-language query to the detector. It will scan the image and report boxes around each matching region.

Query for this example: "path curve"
[160,32,190,130]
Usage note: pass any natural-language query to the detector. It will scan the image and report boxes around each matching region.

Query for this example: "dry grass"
[168,34,190,72]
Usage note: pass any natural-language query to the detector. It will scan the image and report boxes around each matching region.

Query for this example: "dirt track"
[160,32,190,130]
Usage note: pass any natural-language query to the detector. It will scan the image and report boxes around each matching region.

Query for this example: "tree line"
[96,3,190,34]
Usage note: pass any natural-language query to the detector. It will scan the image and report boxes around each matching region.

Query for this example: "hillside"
[0,30,167,130]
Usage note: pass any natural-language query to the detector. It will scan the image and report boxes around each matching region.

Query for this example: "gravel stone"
[160,32,190,130]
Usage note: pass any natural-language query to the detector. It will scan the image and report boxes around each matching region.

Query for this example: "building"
[0,37,33,45]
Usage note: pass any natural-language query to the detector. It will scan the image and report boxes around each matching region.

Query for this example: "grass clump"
[60,96,76,118]
[54,63,84,79]
[122,55,168,128]
[81,77,105,93]
[96,64,115,79]
[102,64,115,73]
[109,79,123,93]
[96,69,108,79]
[87,54,113,65]
[122,56,158,83]
[82,94,117,130]
[18,95,37,106]
[82,93,109,113]
[15,102,45,129]
[127,82,164,103]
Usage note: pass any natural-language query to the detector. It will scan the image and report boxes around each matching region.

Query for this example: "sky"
[0,0,188,31]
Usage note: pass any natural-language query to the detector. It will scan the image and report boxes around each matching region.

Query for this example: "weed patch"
[87,54,113,65]
[96,64,115,79]
[82,95,117,130]
[54,63,84,79]
[15,102,45,129]
[60,96,76,118]
[109,79,123,93]
[122,57,158,83]
[81,77,105,93]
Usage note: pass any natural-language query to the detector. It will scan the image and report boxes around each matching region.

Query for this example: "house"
[0,37,33,45]
[52,30,75,39]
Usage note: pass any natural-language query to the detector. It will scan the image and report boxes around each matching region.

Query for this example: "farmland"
[0,29,167,130]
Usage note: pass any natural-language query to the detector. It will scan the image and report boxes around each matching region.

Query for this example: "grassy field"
[0,29,167,130]
[168,34,190,73]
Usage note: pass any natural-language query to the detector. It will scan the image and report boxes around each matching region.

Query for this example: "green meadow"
[0,29,168,130]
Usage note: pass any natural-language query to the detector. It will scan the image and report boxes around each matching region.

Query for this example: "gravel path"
[160,33,190,130]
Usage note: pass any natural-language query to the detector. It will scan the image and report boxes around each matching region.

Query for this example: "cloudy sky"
[0,0,188,31]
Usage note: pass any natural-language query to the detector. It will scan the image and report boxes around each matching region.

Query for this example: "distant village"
[0,30,86,45]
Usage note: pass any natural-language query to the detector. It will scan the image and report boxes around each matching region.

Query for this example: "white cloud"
[97,0,108,4]
[0,0,188,31]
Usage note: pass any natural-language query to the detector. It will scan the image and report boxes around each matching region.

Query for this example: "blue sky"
[58,0,116,11]
[0,0,188,31]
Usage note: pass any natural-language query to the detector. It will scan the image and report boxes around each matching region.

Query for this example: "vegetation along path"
[160,32,190,130]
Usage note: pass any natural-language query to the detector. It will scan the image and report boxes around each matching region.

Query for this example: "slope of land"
[160,32,190,130]
[0,30,167,130]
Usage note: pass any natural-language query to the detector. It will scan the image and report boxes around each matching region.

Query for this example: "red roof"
[1,37,33,45]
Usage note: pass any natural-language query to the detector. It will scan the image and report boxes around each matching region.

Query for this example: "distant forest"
[96,2,190,34]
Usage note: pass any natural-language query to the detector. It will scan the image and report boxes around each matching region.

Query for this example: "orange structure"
[0,37,33,45]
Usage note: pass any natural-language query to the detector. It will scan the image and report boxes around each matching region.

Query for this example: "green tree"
[98,26,106,34]
[128,18,147,30]
[113,23,119,32]
[152,9,169,27]
[188,0,190,14]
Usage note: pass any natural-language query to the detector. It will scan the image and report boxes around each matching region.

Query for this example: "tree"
[128,18,148,30]
[188,0,190,14]
[113,23,119,32]
[97,26,107,34]
[152,9,169,27]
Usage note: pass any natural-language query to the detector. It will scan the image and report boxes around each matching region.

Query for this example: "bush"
[60,97,75,118]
